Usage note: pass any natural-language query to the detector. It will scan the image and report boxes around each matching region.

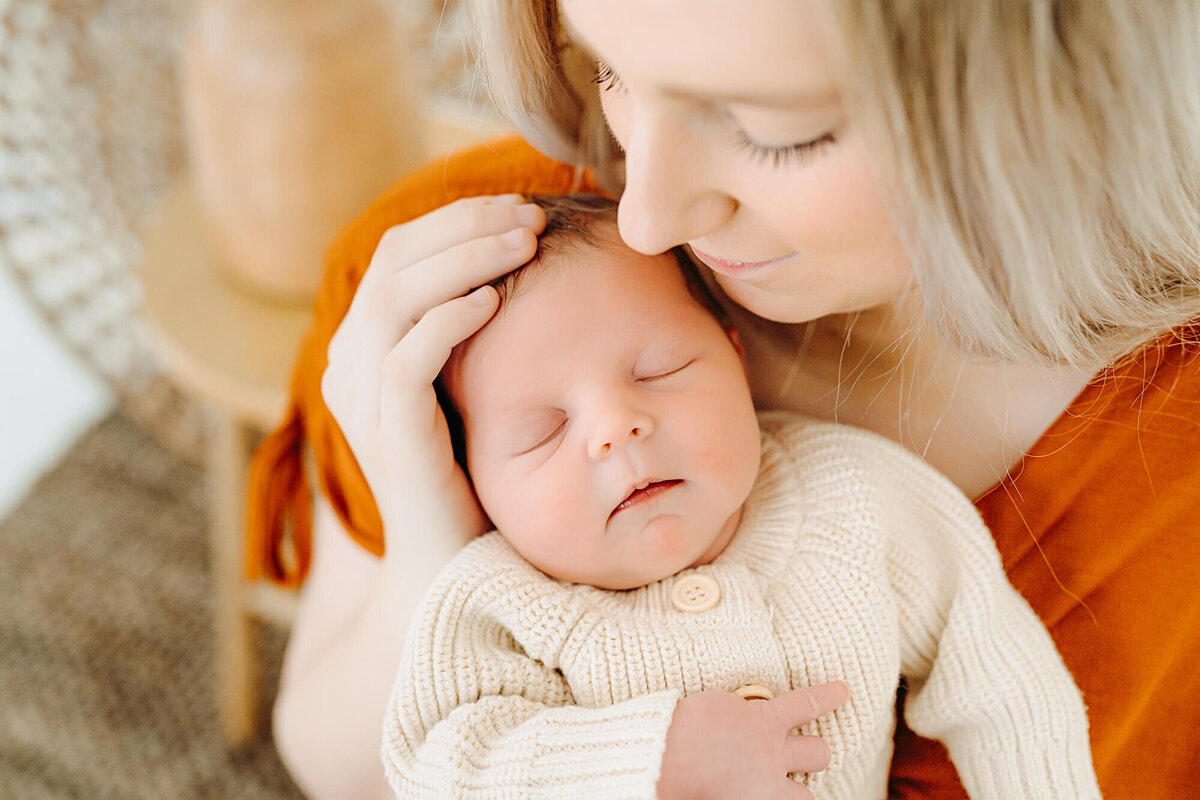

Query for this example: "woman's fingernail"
[470,286,495,305]
[501,228,527,248]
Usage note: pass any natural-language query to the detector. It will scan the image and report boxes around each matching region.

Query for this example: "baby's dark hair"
[436,193,729,478]
[488,194,727,321]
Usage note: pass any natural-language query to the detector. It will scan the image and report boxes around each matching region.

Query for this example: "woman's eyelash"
[592,62,624,93]
[731,129,837,169]
[593,60,832,168]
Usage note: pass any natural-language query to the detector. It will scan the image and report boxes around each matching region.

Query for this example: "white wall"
[0,266,113,518]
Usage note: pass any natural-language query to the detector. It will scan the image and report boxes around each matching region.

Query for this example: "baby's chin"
[524,508,746,591]
[519,544,669,591]
[604,511,742,589]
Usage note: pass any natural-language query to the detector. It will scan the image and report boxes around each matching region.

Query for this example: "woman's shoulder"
[1017,324,1200,474]
[1082,323,1200,413]
[982,324,1200,543]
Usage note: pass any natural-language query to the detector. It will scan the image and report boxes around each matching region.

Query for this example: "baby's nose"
[587,411,655,460]
[589,425,643,459]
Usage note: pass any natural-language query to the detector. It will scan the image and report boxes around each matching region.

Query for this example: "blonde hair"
[471,0,1200,368]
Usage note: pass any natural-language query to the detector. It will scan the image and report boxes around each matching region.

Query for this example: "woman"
[259,1,1200,797]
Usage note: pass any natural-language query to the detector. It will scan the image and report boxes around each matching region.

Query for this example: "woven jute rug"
[0,413,303,799]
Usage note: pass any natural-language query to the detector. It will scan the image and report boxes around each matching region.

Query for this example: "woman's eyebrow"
[659,84,841,111]
[568,36,835,109]
[563,15,838,110]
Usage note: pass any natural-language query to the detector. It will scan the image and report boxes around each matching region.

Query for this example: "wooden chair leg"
[208,410,259,746]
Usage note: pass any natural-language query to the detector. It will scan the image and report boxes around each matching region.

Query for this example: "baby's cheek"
[499,476,582,541]
[694,442,747,489]
[537,491,584,535]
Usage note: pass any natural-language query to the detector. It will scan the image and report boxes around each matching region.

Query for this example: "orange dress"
[245,137,1200,799]
[889,326,1200,799]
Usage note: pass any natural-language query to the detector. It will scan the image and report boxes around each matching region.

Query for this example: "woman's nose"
[587,404,656,460]
[615,104,736,255]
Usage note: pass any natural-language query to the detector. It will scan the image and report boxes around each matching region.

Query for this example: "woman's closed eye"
[594,59,836,169]
[728,126,837,169]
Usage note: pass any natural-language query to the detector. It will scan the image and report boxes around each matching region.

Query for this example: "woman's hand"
[275,196,546,800]
[657,682,850,800]
[321,195,546,552]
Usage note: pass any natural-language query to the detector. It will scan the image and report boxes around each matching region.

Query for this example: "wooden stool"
[139,113,515,748]
[140,175,308,746]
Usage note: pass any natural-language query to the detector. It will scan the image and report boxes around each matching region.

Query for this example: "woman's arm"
[270,196,546,799]
[273,495,440,800]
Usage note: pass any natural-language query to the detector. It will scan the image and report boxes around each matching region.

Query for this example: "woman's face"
[559,0,913,324]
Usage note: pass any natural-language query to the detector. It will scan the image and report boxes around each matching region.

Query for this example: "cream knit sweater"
[382,413,1100,799]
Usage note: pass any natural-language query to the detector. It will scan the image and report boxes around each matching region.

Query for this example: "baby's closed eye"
[512,413,567,456]
[635,358,695,383]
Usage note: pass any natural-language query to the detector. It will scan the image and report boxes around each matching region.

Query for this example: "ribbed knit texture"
[382,413,1100,799]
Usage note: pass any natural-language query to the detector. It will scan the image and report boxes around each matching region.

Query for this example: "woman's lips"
[610,480,683,518]
[689,246,795,278]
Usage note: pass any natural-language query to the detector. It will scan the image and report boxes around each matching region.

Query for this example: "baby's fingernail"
[501,228,527,248]
[470,286,495,305]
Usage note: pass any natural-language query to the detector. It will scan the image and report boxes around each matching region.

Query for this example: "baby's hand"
[657,682,849,800]
[322,196,545,552]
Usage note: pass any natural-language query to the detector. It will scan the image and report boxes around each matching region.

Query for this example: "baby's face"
[449,240,761,589]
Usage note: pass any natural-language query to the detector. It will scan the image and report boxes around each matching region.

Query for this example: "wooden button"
[733,684,774,701]
[671,574,720,612]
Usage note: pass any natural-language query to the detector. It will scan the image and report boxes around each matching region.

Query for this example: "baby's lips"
[609,479,683,519]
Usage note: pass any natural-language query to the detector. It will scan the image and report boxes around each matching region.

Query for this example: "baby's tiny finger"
[783,733,832,773]
[771,682,850,729]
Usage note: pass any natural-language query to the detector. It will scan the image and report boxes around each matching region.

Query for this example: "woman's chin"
[718,278,828,324]
[718,276,896,325]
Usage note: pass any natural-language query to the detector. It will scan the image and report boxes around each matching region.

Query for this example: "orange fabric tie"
[244,405,311,586]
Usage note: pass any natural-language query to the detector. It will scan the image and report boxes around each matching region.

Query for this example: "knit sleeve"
[381,540,680,799]
[847,429,1101,799]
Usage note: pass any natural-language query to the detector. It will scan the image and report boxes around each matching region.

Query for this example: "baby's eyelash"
[516,421,566,456]
[592,61,624,93]
[731,129,837,169]
[639,360,694,382]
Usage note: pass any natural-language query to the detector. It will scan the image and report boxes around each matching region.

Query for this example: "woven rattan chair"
[0,0,205,461]
[0,0,482,460]
[0,0,495,745]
